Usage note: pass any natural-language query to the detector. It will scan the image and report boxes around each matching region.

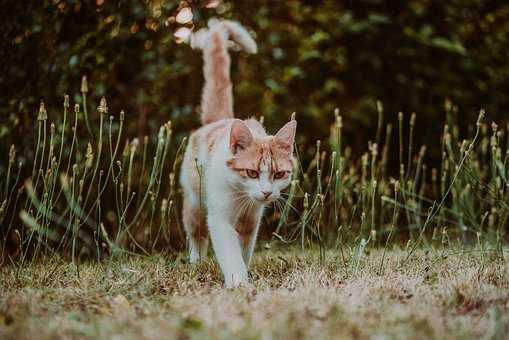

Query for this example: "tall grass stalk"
[1,85,506,263]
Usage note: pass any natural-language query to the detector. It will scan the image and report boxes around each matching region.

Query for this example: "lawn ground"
[1,248,508,339]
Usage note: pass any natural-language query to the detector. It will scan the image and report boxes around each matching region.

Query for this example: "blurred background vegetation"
[1,0,508,262]
[2,0,509,163]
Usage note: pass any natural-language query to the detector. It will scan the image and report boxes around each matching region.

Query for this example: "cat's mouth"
[254,196,275,203]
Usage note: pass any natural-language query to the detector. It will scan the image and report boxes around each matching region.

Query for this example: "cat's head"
[226,119,296,203]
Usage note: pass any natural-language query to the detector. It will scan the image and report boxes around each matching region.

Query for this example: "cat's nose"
[261,190,272,199]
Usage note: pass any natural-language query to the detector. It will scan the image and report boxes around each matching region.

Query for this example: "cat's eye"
[273,171,287,180]
[246,169,259,178]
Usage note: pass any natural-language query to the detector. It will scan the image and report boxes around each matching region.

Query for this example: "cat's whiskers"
[179,18,297,286]
[213,194,248,215]
[276,196,301,214]
[232,196,253,227]
[280,192,305,198]
[272,200,283,215]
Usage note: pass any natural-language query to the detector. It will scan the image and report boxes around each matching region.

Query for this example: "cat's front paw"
[224,272,249,288]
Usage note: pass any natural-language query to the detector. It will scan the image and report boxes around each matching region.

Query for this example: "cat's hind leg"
[180,133,209,263]
[183,198,208,263]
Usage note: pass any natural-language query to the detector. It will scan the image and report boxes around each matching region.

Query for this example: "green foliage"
[2,1,509,158]
[0,1,508,262]
[0,84,507,263]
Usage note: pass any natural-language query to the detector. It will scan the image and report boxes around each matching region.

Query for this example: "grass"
[1,84,508,264]
[1,248,508,339]
[0,80,508,338]
[0,78,509,264]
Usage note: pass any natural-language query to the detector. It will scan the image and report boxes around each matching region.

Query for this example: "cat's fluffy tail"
[191,19,257,125]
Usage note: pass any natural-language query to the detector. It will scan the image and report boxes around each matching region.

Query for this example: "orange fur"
[181,19,296,286]
[183,200,207,241]
[236,211,256,248]
[205,120,229,153]
[226,136,293,174]
[201,32,234,125]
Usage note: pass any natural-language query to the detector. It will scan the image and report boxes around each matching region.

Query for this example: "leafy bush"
[0,84,507,264]
[2,1,509,158]
[0,1,508,263]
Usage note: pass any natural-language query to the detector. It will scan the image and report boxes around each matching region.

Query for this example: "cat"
[180,18,296,288]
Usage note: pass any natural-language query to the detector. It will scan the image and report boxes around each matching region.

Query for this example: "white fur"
[182,19,292,288]
[191,19,257,54]
[180,120,291,287]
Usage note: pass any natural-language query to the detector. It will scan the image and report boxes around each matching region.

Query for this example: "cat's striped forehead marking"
[257,142,272,172]
[227,137,292,175]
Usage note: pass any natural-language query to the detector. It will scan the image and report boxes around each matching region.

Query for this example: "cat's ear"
[230,119,253,154]
[274,120,297,154]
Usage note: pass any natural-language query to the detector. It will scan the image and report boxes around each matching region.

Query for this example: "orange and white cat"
[180,19,296,287]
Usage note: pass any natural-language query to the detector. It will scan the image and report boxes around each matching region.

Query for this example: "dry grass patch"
[1,248,508,339]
